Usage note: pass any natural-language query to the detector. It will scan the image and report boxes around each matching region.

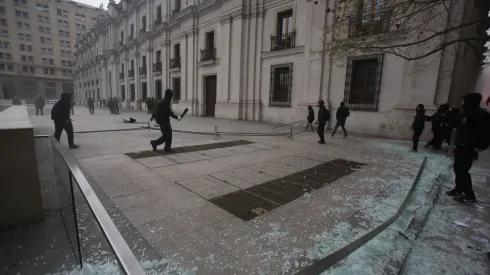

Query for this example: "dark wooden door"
[204,75,217,116]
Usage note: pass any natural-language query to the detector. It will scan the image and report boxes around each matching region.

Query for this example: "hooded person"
[150,89,182,152]
[410,103,430,152]
[316,100,330,144]
[448,93,490,203]
[331,101,350,138]
[51,93,79,149]
[425,104,445,150]
[35,95,45,115]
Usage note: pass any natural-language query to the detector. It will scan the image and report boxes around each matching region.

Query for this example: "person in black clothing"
[331,101,350,138]
[410,104,430,152]
[113,97,119,114]
[316,100,330,144]
[425,105,445,150]
[51,93,79,149]
[35,95,45,115]
[87,97,95,114]
[150,89,182,152]
[448,93,490,203]
[305,106,315,131]
[146,97,152,114]
[12,96,21,105]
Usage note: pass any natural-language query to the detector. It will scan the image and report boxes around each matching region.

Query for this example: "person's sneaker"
[150,140,157,152]
[318,140,325,144]
[453,194,477,203]
[445,189,462,197]
[69,144,80,149]
[409,148,418,152]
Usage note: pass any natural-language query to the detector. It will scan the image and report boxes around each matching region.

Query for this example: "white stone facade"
[74,0,485,138]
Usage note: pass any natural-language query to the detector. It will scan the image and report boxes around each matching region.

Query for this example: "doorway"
[204,75,217,117]
[155,80,162,99]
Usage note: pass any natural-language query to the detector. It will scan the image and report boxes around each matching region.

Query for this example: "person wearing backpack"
[51,93,80,149]
[448,93,490,203]
[316,100,330,144]
[331,101,350,138]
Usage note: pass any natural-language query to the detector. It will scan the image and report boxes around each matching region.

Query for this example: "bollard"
[290,127,293,140]
[148,122,150,132]
[214,125,218,140]
[448,128,457,157]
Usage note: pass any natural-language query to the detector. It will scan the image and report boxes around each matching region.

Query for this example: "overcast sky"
[77,0,110,9]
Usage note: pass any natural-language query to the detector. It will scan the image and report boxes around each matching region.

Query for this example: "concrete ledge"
[0,105,44,229]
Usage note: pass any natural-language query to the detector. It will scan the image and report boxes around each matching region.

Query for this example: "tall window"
[156,50,161,62]
[344,54,384,111]
[350,0,389,37]
[272,9,295,51]
[130,24,134,38]
[277,10,293,38]
[142,55,146,67]
[269,63,293,107]
[141,16,146,31]
[156,6,162,22]
[120,31,124,43]
[172,77,181,103]
[174,0,181,12]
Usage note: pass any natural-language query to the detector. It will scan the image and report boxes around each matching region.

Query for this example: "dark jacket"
[336,106,350,120]
[456,93,490,151]
[430,111,443,132]
[35,97,45,107]
[412,108,429,131]
[51,93,72,122]
[87,98,94,108]
[155,90,178,124]
[318,105,330,123]
[307,107,314,123]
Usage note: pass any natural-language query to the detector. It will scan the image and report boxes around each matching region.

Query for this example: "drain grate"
[125,140,254,159]
[210,158,366,221]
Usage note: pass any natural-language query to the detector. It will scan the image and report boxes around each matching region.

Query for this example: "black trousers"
[332,119,347,137]
[89,107,94,114]
[154,122,172,150]
[36,107,44,115]
[426,129,444,149]
[54,121,74,146]
[317,121,326,142]
[412,129,422,150]
[453,146,476,199]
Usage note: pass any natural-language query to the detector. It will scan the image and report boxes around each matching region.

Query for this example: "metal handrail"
[48,136,146,275]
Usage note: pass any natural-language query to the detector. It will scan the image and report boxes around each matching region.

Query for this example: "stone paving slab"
[178,176,240,200]
[137,156,177,168]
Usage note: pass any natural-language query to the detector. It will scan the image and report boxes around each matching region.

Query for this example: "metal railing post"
[147,122,150,132]
[214,125,218,140]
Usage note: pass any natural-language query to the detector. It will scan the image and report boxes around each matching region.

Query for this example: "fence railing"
[41,136,146,274]
[270,30,296,51]
[200,48,216,62]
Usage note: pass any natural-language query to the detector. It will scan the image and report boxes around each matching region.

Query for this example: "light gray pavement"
[25,105,490,275]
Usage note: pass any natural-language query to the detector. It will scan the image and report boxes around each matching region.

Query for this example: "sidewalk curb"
[381,170,449,275]
[295,157,428,275]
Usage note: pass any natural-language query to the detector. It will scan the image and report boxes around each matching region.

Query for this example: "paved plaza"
[17,105,490,274]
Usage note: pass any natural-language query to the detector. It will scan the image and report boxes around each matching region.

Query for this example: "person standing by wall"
[113,97,119,114]
[150,89,182,152]
[87,97,95,115]
[316,100,330,144]
[410,104,430,152]
[305,106,315,131]
[35,95,45,115]
[51,93,79,149]
[331,101,350,138]
[448,93,490,203]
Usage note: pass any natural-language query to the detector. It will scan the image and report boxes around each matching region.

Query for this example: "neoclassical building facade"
[74,0,489,138]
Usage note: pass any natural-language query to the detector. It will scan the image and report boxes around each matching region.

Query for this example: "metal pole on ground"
[215,126,218,140]
[290,127,293,140]
[148,122,150,132]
